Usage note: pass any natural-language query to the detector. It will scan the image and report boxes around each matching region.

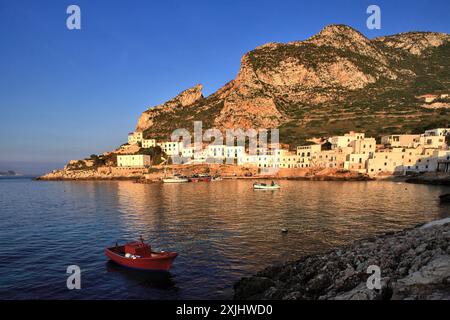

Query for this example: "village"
[118,128,450,177]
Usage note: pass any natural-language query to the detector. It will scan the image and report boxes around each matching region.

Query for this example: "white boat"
[253,182,280,190]
[162,176,189,183]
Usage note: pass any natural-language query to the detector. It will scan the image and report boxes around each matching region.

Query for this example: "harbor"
[1,177,449,299]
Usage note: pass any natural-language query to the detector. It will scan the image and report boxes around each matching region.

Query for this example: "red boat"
[189,174,211,182]
[105,238,177,271]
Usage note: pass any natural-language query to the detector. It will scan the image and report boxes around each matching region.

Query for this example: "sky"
[0,0,449,174]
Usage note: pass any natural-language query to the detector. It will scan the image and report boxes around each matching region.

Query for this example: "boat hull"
[189,177,211,182]
[253,184,280,190]
[162,178,189,183]
[105,247,177,271]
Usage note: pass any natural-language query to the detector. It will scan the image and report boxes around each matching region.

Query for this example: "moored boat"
[253,181,281,190]
[189,174,211,182]
[162,176,189,183]
[105,238,177,271]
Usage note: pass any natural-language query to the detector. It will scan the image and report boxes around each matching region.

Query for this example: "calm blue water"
[0,177,449,299]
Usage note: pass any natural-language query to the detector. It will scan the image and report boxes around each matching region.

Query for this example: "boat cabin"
[124,242,151,257]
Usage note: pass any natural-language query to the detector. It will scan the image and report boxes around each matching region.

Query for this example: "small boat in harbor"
[439,193,450,203]
[253,181,281,190]
[162,176,189,183]
[212,176,223,182]
[105,237,177,271]
[189,174,211,182]
[161,159,189,183]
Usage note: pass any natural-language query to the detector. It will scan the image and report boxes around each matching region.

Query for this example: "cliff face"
[135,24,450,144]
[136,84,204,132]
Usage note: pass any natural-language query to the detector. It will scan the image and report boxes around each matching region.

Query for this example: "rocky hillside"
[136,25,450,146]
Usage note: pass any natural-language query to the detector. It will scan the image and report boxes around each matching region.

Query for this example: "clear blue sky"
[1,0,449,174]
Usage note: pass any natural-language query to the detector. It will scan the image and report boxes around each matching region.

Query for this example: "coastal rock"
[233,277,276,300]
[405,172,450,186]
[234,221,450,300]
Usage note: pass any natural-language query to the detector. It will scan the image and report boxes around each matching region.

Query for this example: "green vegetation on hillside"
[140,29,449,147]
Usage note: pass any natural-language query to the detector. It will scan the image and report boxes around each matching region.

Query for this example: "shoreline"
[36,167,450,184]
[35,175,376,183]
[36,165,377,182]
[405,172,450,186]
[233,218,450,300]
[35,176,375,182]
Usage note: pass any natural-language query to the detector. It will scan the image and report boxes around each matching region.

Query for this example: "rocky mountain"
[136,24,450,146]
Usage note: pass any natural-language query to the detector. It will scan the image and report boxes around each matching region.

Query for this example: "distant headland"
[0,170,18,176]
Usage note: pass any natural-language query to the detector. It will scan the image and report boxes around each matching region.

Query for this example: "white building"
[292,144,322,168]
[207,145,226,158]
[142,139,156,148]
[181,145,195,159]
[367,147,450,175]
[313,149,344,168]
[205,145,246,164]
[349,138,376,155]
[279,154,301,169]
[381,134,420,148]
[128,132,144,145]
[117,154,151,168]
[344,153,371,173]
[419,135,447,149]
[424,128,450,137]
[296,144,321,157]
[256,154,276,169]
[158,141,182,156]
[328,132,365,150]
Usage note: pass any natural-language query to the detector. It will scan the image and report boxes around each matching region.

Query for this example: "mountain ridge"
[135,24,450,146]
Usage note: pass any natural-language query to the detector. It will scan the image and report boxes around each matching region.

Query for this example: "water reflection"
[105,261,177,291]
[111,179,450,276]
[0,178,449,299]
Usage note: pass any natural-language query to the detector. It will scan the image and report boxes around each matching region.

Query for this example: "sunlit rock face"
[134,24,449,143]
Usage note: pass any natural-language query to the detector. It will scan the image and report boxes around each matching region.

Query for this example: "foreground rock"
[234,220,450,300]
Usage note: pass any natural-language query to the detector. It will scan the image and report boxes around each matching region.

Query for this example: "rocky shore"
[234,219,450,300]
[405,172,450,186]
[36,165,370,182]
[35,168,144,181]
